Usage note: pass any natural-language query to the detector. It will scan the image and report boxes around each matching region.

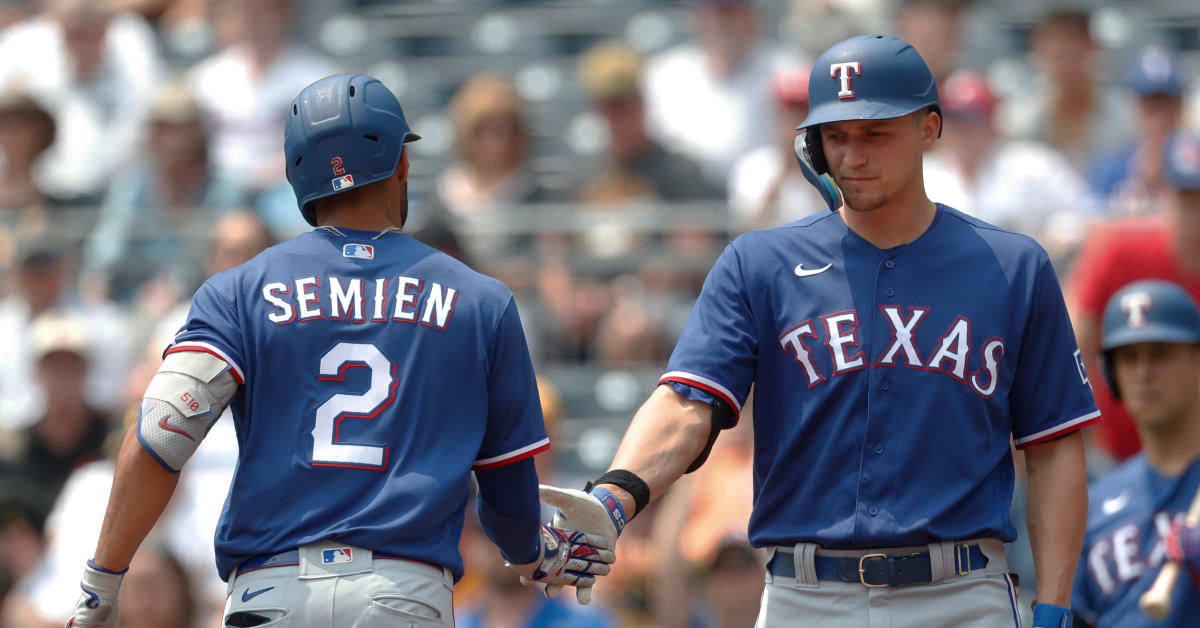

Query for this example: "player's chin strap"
[794,131,842,212]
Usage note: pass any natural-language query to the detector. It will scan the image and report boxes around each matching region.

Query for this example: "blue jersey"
[162,228,547,580]
[1073,454,1200,627]
[662,205,1098,549]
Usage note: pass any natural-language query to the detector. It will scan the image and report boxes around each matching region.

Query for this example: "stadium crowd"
[0,0,1198,626]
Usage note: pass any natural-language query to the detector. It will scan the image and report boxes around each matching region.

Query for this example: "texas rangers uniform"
[660,204,1100,626]
[168,226,548,623]
[1072,455,1200,626]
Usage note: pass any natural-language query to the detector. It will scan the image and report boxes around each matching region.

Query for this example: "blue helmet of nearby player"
[284,74,420,226]
[1101,279,1200,398]
[791,34,941,212]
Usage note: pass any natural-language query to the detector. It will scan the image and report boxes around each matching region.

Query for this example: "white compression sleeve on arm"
[137,351,239,472]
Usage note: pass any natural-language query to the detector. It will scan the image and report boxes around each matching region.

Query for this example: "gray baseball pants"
[222,541,455,627]
[755,539,1023,628]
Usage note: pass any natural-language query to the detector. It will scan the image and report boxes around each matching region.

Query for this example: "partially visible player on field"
[64,74,613,628]
[1069,129,1200,462]
[1072,279,1200,626]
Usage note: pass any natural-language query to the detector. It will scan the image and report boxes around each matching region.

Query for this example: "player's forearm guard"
[137,351,238,472]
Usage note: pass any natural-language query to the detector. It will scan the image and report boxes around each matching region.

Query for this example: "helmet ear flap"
[804,129,829,174]
[794,129,842,212]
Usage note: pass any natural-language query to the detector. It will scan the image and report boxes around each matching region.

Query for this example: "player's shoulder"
[724,211,843,265]
[937,204,1051,262]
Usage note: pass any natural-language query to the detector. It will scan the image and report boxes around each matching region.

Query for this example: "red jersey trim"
[1014,409,1101,449]
[163,342,245,384]
[472,438,551,471]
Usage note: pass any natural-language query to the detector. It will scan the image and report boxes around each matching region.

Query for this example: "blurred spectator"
[0,0,163,200]
[0,247,132,430]
[436,74,551,260]
[924,70,1097,257]
[84,81,246,302]
[118,545,197,628]
[576,41,718,204]
[1068,130,1200,461]
[189,0,337,192]
[650,403,758,628]
[894,0,964,85]
[0,84,58,213]
[0,312,110,504]
[643,0,801,186]
[727,66,825,230]
[138,209,275,343]
[1087,46,1186,216]
[1000,9,1135,172]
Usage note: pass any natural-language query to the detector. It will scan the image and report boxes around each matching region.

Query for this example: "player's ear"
[920,109,941,151]
[395,148,410,184]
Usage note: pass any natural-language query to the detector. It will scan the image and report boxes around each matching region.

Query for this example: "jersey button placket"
[868,505,879,516]
[880,379,890,391]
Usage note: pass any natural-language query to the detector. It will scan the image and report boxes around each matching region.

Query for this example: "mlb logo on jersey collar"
[322,547,353,564]
[343,243,374,260]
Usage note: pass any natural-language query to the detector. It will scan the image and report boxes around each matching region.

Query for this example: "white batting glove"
[508,524,615,592]
[540,485,627,604]
[66,560,126,628]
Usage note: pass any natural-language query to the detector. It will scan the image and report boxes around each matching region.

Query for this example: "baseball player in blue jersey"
[541,35,1095,627]
[1072,280,1200,627]
[65,74,613,628]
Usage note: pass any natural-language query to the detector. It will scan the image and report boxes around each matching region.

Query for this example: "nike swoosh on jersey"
[1101,491,1130,516]
[241,586,274,603]
[794,263,833,277]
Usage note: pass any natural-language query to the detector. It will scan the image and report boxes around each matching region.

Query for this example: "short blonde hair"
[448,74,528,165]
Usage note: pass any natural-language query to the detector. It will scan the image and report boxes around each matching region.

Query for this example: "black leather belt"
[768,544,988,587]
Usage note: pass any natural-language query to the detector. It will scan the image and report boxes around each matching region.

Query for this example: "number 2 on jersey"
[312,342,397,470]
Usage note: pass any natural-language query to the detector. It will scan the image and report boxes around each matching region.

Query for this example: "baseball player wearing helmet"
[66,74,613,628]
[1072,280,1200,626]
[541,35,1095,627]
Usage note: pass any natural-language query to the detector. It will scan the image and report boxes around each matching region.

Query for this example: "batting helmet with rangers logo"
[792,34,941,212]
[284,73,420,226]
[1101,279,1200,399]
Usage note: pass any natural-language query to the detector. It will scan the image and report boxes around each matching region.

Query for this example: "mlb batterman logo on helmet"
[792,34,941,212]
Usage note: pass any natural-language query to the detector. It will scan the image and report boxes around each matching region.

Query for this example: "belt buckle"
[955,544,971,576]
[858,553,889,588]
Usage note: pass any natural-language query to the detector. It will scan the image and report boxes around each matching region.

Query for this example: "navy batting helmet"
[1100,280,1200,398]
[284,74,420,226]
[791,34,941,211]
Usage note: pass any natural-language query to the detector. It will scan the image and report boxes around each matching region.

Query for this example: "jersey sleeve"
[165,279,246,383]
[658,243,758,419]
[473,298,549,471]
[1010,260,1101,448]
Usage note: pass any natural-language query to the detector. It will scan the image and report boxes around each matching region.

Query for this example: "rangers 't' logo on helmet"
[830,61,862,99]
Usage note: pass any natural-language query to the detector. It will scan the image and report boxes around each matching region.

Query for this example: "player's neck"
[1140,409,1200,476]
[315,196,402,232]
[841,186,938,250]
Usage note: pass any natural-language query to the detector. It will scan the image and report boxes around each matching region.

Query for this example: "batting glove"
[1032,603,1073,628]
[66,560,127,628]
[539,485,626,604]
[508,524,614,592]
[1166,519,1200,573]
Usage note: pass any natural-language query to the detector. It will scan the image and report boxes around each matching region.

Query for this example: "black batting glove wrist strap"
[586,469,650,517]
